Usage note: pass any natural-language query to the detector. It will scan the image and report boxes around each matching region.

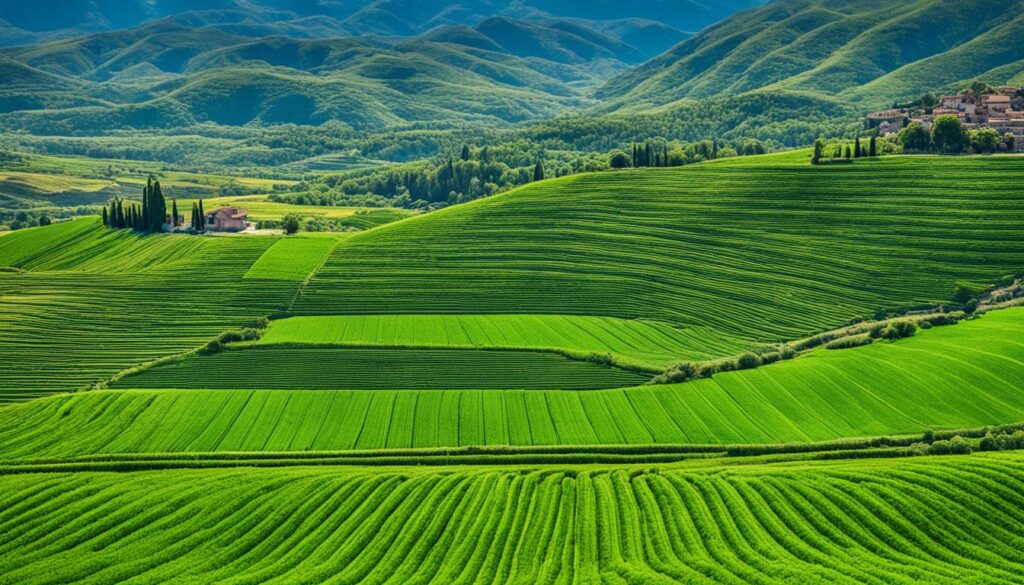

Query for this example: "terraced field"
[295,156,1024,342]
[0,220,296,401]
[7,308,1024,458]
[252,315,749,366]
[2,453,1024,584]
[113,347,649,391]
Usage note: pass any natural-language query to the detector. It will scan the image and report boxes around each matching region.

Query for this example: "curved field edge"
[2,453,1024,584]
[4,308,1024,459]
[247,314,752,367]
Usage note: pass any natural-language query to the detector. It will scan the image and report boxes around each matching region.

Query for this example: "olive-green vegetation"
[2,453,1024,583]
[7,308,1024,456]
[296,155,1024,343]
[253,315,750,366]
[113,347,650,391]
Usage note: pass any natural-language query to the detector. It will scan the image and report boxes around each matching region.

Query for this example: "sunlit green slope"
[296,155,1024,343]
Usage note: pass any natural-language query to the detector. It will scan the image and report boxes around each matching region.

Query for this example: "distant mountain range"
[0,0,764,45]
[1,0,1022,143]
[598,0,1024,114]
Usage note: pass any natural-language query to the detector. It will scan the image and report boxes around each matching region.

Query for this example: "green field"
[0,220,296,401]
[2,453,1024,584]
[3,154,1024,582]
[295,156,1024,344]
[243,237,340,281]
[6,307,1024,458]
[252,315,750,366]
[113,347,650,391]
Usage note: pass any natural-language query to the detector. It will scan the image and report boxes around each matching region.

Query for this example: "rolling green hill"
[296,155,1024,342]
[598,0,1024,115]
[3,154,1024,583]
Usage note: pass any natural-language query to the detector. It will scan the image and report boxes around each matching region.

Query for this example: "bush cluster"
[824,334,873,350]
[869,320,916,340]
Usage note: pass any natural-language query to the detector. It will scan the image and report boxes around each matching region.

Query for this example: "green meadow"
[2,154,1024,583]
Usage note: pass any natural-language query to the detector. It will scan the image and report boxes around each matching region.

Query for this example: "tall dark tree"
[845,145,852,159]
[533,161,544,182]
[141,181,150,230]
[460,144,471,161]
[149,178,167,232]
[869,136,878,157]
[811,139,824,165]
[198,199,205,231]
[102,207,108,226]
[854,137,862,158]
[172,199,179,228]
[116,199,125,228]
[191,202,198,230]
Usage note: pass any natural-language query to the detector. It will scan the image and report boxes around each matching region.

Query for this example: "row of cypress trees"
[102,176,180,232]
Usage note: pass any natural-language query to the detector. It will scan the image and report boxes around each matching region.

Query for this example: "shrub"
[870,320,916,340]
[737,352,761,370]
[929,440,951,455]
[824,334,873,350]
[651,361,697,384]
[947,435,972,455]
[585,352,614,366]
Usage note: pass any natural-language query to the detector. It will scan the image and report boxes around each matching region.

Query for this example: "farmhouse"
[205,207,252,232]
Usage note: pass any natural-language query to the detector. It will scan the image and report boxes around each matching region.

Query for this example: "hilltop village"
[866,86,1024,152]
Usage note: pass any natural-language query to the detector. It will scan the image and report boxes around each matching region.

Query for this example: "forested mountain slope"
[598,0,1024,114]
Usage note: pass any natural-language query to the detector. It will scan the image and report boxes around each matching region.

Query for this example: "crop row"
[295,156,1024,343]
[251,314,750,366]
[5,307,1024,458]
[2,453,1024,583]
[0,221,298,400]
[112,347,651,391]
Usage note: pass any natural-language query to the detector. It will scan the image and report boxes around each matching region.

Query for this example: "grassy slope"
[296,155,1024,343]
[0,220,297,401]
[2,453,1024,583]
[243,237,339,281]
[251,314,750,366]
[5,307,1024,457]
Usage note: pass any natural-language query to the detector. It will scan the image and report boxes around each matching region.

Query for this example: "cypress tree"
[150,179,167,232]
[102,207,108,226]
[869,136,878,157]
[116,199,124,228]
[141,183,149,231]
[172,199,179,228]
[198,199,205,231]
[845,145,852,159]
[533,161,544,182]
[191,202,198,230]
[460,145,471,161]
[854,137,862,158]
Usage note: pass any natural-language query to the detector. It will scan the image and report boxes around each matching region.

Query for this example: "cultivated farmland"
[3,154,1024,583]
[2,454,1024,584]
[252,315,749,366]
[295,156,1024,343]
[6,308,1024,458]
